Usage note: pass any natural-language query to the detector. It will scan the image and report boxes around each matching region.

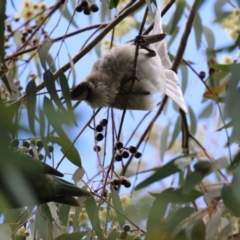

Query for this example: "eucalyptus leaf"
[26,79,37,135]
[85,197,104,240]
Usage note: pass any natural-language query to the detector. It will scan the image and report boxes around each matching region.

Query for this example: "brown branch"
[10,0,145,106]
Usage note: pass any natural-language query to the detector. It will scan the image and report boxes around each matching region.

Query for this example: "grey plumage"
[70,10,188,112]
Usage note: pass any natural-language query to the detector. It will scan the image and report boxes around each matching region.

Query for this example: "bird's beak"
[70,82,92,101]
[140,33,166,45]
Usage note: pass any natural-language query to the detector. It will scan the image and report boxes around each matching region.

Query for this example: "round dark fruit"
[93,145,101,152]
[75,3,84,12]
[123,224,131,232]
[90,3,99,12]
[11,139,19,147]
[48,144,54,153]
[95,124,103,132]
[114,153,122,162]
[199,71,205,80]
[115,141,123,149]
[121,151,129,158]
[39,153,44,161]
[81,0,89,7]
[95,133,104,141]
[22,141,30,148]
[128,145,137,154]
[134,151,142,158]
[28,148,34,156]
[100,118,108,127]
[83,6,91,15]
[112,178,120,185]
[36,140,43,148]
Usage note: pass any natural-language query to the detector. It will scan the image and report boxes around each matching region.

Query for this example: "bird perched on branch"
[69,9,188,113]
[0,151,91,210]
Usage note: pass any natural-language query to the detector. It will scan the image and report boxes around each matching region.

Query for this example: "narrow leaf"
[26,79,37,135]
[49,136,82,168]
[135,155,189,190]
[193,13,203,49]
[43,70,65,113]
[0,0,6,62]
[169,1,185,34]
[111,187,125,228]
[38,41,52,70]
[188,105,197,135]
[85,197,104,240]
[54,232,88,240]
[168,116,181,149]
[182,172,205,194]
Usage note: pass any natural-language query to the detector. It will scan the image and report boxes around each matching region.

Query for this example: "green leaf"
[160,123,170,160]
[36,204,53,240]
[49,136,82,168]
[182,172,205,194]
[135,155,190,190]
[188,105,197,135]
[216,121,232,131]
[144,0,154,18]
[203,26,215,49]
[199,102,213,119]
[152,188,202,204]
[111,187,125,228]
[205,207,223,240]
[191,219,206,240]
[193,13,203,49]
[39,109,50,158]
[222,185,240,217]
[168,207,195,232]
[0,0,6,62]
[59,204,71,226]
[0,224,11,239]
[59,70,76,126]
[229,151,240,169]
[145,196,168,240]
[85,197,104,240]
[54,232,88,240]
[109,0,119,9]
[107,227,119,240]
[168,1,185,34]
[168,116,181,150]
[26,79,37,135]
[214,0,229,22]
[180,64,188,94]
[224,64,240,143]
[43,70,65,113]
[0,73,11,94]
[60,4,78,28]
[38,41,53,70]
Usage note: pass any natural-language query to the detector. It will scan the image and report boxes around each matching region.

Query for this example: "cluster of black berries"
[111,176,131,190]
[75,0,99,15]
[114,142,142,162]
[93,118,108,152]
[11,138,54,161]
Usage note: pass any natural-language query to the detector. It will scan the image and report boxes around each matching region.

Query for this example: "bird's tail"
[152,9,188,113]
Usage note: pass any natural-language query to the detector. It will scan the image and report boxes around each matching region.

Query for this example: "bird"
[0,150,92,211]
[69,9,188,113]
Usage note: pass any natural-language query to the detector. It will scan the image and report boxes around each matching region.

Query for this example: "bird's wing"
[152,9,172,69]
[164,69,188,113]
[152,9,188,113]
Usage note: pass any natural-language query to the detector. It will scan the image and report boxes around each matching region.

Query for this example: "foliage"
[1,0,240,239]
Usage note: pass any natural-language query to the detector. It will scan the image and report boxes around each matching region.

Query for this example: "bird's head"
[70,72,119,109]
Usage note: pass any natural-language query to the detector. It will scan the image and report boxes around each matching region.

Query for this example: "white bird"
[70,9,188,113]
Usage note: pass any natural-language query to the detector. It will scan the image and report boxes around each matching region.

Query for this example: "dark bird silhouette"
[0,150,91,211]
[69,10,188,112]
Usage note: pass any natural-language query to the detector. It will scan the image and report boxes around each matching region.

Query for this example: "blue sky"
[5,0,238,191]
